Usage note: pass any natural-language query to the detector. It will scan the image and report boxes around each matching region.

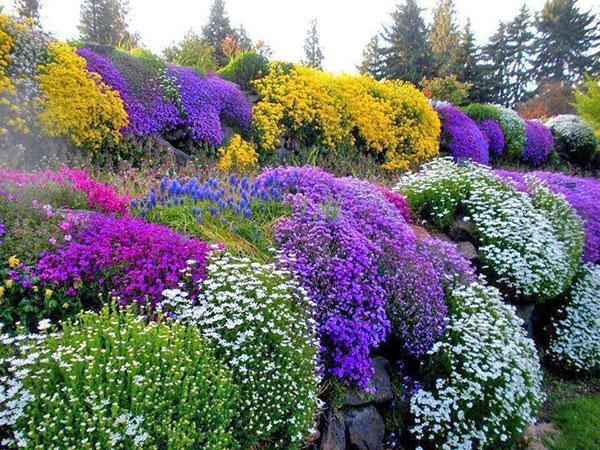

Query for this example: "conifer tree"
[202,0,234,66]
[482,22,512,105]
[79,0,136,48]
[505,5,534,105]
[533,0,600,82]
[379,0,432,83]
[357,35,385,80]
[302,18,324,69]
[15,0,41,22]
[429,0,462,77]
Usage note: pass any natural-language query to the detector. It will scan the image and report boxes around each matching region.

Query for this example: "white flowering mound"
[546,114,597,164]
[396,158,583,299]
[496,106,526,160]
[411,281,545,450]
[161,252,320,449]
[0,306,237,449]
[550,265,600,373]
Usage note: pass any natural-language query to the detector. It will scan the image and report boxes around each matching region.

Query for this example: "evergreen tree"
[235,25,253,52]
[15,0,41,21]
[302,18,324,69]
[202,0,234,66]
[456,19,478,82]
[79,0,136,48]
[357,35,385,80]
[379,0,432,83]
[533,0,600,82]
[505,5,534,105]
[481,22,512,105]
[429,0,462,77]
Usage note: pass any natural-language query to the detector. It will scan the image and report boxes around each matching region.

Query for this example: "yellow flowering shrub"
[218,134,258,173]
[252,63,440,171]
[37,42,129,153]
[0,14,26,136]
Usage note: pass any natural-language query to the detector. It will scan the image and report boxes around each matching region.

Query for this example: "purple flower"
[417,237,476,291]
[478,119,505,157]
[34,214,210,307]
[521,120,553,166]
[0,223,5,244]
[435,105,489,164]
[260,166,447,388]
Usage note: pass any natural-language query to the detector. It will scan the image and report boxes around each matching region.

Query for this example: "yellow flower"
[63,302,69,309]
[37,42,129,154]
[8,255,19,268]
[33,286,39,292]
[4,279,14,289]
[44,289,53,299]
[0,286,4,298]
[218,134,258,173]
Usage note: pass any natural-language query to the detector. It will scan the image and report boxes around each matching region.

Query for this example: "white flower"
[37,319,52,332]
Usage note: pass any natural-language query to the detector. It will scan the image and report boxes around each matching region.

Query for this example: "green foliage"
[218,51,268,90]
[163,29,217,74]
[162,252,319,449]
[202,0,234,67]
[78,0,138,48]
[1,305,238,449]
[548,395,600,450]
[420,74,471,105]
[575,75,600,137]
[428,0,462,77]
[546,114,598,165]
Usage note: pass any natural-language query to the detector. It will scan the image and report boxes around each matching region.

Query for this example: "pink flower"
[64,234,72,242]
[43,204,53,217]
[32,199,39,208]
[49,237,57,245]
[60,221,71,231]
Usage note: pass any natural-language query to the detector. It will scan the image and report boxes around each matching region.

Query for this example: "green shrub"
[546,114,598,165]
[218,51,268,91]
[463,103,527,160]
[420,75,471,105]
[411,281,544,449]
[161,252,320,449]
[0,305,238,449]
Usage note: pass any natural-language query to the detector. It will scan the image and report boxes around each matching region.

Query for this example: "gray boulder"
[343,406,385,450]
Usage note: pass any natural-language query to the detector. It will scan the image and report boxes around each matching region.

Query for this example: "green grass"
[545,394,600,450]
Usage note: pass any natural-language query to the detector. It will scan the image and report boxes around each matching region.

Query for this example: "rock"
[343,406,385,450]
[155,137,191,166]
[524,422,559,450]
[515,303,536,339]
[456,241,478,261]
[344,357,393,406]
[222,125,237,143]
[450,217,476,242]
[321,408,346,450]
[410,224,431,241]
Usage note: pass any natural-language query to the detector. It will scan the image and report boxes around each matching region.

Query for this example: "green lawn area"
[544,394,600,450]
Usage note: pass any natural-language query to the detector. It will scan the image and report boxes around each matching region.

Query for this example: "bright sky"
[4,0,600,73]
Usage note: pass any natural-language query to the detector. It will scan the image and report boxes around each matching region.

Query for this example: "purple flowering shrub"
[435,104,489,164]
[496,170,600,263]
[168,67,251,147]
[261,166,446,387]
[34,214,210,308]
[477,118,505,157]
[522,120,554,166]
[78,48,153,136]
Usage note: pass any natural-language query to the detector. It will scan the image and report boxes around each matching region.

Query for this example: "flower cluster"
[161,252,319,449]
[263,166,446,387]
[217,133,258,173]
[417,237,476,292]
[546,114,598,165]
[411,281,544,450]
[522,119,554,166]
[550,265,600,373]
[168,66,251,146]
[37,42,129,153]
[495,170,599,264]
[435,103,489,164]
[252,63,440,171]
[34,214,210,307]
[477,118,504,157]
[0,306,238,449]
[397,158,582,299]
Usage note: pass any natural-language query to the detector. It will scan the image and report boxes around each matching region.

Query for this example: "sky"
[4,0,600,73]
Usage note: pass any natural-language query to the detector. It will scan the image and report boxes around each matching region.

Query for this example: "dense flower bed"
[550,265,600,373]
[522,119,553,166]
[411,281,544,449]
[496,170,600,264]
[261,166,446,387]
[253,63,440,171]
[397,158,583,299]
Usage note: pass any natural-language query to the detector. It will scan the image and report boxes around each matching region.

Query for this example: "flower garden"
[1,10,600,450]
